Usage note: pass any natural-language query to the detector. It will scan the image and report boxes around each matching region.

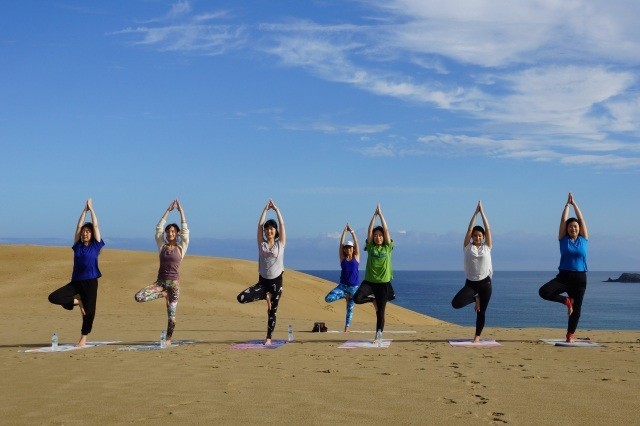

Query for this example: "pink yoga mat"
[448,339,501,347]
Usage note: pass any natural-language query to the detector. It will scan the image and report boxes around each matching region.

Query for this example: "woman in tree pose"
[237,199,286,345]
[134,199,189,346]
[48,198,105,347]
[325,224,360,332]
[353,204,395,343]
[539,193,589,343]
[451,201,493,343]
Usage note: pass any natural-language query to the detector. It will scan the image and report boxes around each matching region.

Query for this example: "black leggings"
[451,276,492,337]
[48,279,98,335]
[352,281,395,332]
[539,270,586,334]
[237,274,283,339]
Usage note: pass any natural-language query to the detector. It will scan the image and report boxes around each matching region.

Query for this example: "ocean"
[301,270,640,331]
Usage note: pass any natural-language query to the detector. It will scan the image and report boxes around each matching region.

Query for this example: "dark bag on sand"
[312,322,327,332]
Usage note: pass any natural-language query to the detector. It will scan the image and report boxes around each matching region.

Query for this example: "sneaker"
[564,297,574,316]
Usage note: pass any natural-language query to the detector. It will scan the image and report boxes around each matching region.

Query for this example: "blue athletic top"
[558,235,588,272]
[340,257,360,286]
[71,239,105,281]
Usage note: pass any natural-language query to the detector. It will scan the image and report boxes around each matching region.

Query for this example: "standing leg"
[372,283,389,333]
[165,281,180,344]
[344,292,355,332]
[265,282,283,344]
[566,278,587,336]
[76,279,98,347]
[473,279,492,342]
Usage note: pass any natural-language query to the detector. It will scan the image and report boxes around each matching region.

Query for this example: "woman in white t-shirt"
[451,201,493,343]
[237,199,286,346]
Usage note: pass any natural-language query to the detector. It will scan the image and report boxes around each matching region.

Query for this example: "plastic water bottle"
[287,324,294,342]
[160,330,166,349]
[51,332,58,351]
[376,329,382,347]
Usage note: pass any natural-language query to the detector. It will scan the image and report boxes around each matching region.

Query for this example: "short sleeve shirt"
[71,239,105,281]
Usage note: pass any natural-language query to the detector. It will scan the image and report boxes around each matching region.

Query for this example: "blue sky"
[1,0,639,270]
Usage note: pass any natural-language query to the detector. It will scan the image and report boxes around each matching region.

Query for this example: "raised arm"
[348,223,360,262]
[464,203,480,248]
[478,201,491,248]
[256,201,270,244]
[377,204,391,243]
[85,198,101,242]
[339,225,348,261]
[558,194,571,240]
[366,209,377,244]
[156,200,175,247]
[270,200,286,245]
[74,201,89,243]
[175,199,190,255]
[175,199,187,225]
[569,193,588,239]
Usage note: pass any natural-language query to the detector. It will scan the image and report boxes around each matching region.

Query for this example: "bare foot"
[566,332,575,343]
[264,338,272,346]
[473,336,481,344]
[75,335,87,347]
[344,327,349,333]
[74,298,86,316]
[474,296,480,313]
[165,339,172,346]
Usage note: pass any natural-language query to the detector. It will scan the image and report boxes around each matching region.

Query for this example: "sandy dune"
[0,245,638,424]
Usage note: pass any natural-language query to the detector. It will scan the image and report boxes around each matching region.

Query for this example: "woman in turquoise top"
[538,193,589,343]
[353,204,395,340]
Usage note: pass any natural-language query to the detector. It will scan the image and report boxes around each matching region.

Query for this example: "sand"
[1,245,638,425]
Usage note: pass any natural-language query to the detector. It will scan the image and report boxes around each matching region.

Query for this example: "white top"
[258,240,285,279]
[463,243,492,281]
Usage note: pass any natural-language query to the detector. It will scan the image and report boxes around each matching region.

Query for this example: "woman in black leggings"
[48,198,105,347]
[237,200,286,346]
[538,193,588,343]
[451,201,492,343]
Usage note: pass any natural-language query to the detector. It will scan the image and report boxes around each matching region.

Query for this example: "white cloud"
[114,1,640,169]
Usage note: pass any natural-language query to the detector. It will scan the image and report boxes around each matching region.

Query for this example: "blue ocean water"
[302,270,640,330]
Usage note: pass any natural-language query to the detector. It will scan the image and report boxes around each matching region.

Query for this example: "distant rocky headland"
[605,273,640,283]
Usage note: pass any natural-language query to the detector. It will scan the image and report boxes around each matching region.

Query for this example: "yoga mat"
[539,338,604,347]
[20,341,120,353]
[327,330,416,334]
[118,340,197,351]
[448,339,501,347]
[338,339,392,349]
[230,340,287,350]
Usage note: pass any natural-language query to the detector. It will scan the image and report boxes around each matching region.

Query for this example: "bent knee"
[538,287,550,299]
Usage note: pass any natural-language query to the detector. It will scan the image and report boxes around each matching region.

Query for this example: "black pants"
[353,281,395,332]
[48,278,98,335]
[451,276,492,337]
[237,274,283,339]
[539,270,586,334]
